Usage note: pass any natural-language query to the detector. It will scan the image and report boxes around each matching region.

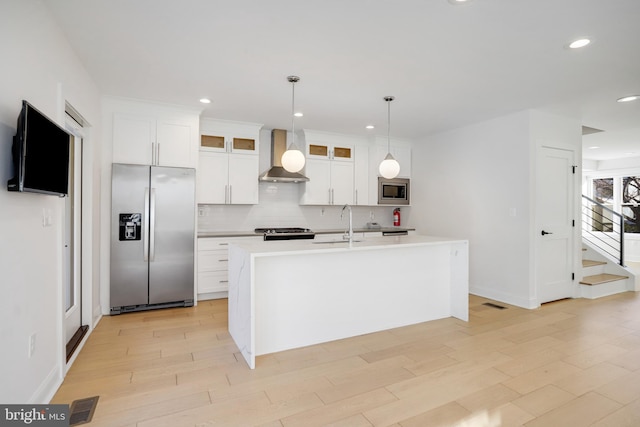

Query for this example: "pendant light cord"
[384,96,395,153]
[291,80,295,146]
[387,98,391,153]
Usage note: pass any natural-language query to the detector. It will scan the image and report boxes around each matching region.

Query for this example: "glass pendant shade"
[282,75,306,173]
[379,153,400,179]
[281,147,305,173]
[379,96,400,179]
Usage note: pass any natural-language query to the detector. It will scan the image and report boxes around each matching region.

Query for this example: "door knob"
[541,230,553,236]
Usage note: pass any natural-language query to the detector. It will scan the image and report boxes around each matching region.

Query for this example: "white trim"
[29,365,62,405]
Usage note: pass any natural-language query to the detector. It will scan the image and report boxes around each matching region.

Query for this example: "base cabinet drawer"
[198,250,228,272]
[198,271,229,294]
[197,235,261,299]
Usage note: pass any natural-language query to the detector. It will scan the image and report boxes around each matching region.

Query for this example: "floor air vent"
[69,396,99,426]
[482,302,507,310]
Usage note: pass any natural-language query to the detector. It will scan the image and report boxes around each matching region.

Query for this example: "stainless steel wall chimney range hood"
[259,129,309,183]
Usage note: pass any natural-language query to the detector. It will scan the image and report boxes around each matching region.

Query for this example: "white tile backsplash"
[198,182,407,232]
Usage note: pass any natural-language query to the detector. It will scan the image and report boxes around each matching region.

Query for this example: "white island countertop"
[228,234,469,369]
[228,234,467,255]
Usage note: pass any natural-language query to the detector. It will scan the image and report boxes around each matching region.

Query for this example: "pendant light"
[281,75,306,173]
[378,96,400,179]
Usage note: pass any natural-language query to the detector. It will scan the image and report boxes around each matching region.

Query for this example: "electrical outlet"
[198,207,205,217]
[369,211,375,220]
[29,333,36,358]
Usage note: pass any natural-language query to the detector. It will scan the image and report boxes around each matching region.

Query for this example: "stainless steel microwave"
[378,177,410,205]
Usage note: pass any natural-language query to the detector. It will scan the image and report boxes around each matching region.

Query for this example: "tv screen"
[7,100,71,197]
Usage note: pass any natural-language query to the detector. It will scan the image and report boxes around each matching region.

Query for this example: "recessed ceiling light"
[294,112,304,117]
[568,38,591,49]
[366,125,375,130]
[626,152,636,156]
[447,0,473,4]
[589,146,600,150]
[617,95,639,103]
[199,98,211,104]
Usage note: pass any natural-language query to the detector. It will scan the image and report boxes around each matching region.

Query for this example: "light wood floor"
[52,293,640,426]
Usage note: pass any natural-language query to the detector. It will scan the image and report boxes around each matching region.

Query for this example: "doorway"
[537,146,577,304]
[64,109,89,362]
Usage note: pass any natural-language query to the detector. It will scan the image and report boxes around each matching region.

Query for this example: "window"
[592,178,614,232]
[622,176,639,233]
[589,176,639,234]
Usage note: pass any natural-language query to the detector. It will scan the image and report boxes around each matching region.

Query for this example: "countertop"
[227,234,467,257]
[198,227,415,238]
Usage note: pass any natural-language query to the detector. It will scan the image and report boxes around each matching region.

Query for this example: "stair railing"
[581,195,625,266]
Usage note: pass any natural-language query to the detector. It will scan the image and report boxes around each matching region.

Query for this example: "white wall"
[412,111,533,307]
[413,110,582,308]
[0,0,102,403]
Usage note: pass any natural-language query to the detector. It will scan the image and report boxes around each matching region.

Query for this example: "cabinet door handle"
[219,243,229,246]
[156,143,160,164]
[151,142,156,165]
[219,280,229,283]
[229,185,233,204]
[355,189,358,205]
[219,259,228,262]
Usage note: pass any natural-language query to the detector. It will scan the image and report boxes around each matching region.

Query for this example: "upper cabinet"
[106,97,200,168]
[199,118,260,155]
[306,141,354,162]
[197,118,262,205]
[300,130,358,206]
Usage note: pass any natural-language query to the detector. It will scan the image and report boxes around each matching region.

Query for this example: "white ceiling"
[43,0,640,161]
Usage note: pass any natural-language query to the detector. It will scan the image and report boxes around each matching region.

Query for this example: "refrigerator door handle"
[143,187,150,261]
[149,188,157,261]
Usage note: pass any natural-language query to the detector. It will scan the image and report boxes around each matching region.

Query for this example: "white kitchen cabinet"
[306,141,354,162]
[197,151,259,204]
[301,131,357,206]
[200,118,261,154]
[301,158,354,205]
[197,236,260,298]
[197,119,262,205]
[112,111,199,168]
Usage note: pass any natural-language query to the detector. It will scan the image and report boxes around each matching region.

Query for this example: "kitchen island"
[228,235,469,369]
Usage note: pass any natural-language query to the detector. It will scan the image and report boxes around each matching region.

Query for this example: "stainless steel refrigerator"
[110,163,195,314]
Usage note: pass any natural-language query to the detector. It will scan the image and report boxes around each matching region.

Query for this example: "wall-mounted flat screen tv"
[7,100,71,197]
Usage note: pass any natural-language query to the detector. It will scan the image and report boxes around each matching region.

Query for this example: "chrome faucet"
[341,204,353,243]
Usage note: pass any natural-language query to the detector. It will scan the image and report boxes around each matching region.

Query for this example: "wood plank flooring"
[51,293,640,426]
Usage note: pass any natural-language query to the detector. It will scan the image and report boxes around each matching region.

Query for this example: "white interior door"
[64,133,82,345]
[537,146,576,304]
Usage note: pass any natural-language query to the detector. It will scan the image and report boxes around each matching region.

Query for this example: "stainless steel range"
[255,227,315,241]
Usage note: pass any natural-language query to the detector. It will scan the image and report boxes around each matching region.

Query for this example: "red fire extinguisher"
[393,208,401,227]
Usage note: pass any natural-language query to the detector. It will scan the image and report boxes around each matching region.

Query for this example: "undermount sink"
[312,239,363,244]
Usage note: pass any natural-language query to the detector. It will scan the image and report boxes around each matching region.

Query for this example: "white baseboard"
[30,365,62,404]
[469,285,538,309]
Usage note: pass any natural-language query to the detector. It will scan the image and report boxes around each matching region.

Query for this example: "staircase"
[579,245,635,299]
